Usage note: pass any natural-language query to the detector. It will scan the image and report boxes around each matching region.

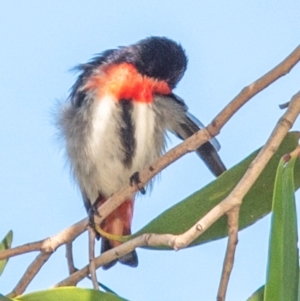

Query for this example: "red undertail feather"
[98,198,138,269]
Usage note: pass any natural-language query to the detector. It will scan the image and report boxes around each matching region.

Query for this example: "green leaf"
[298,268,300,301]
[136,132,300,249]
[264,155,299,301]
[0,231,13,276]
[13,287,130,301]
[246,285,264,301]
[247,266,300,301]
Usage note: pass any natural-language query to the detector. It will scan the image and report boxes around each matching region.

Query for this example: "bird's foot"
[130,172,146,194]
[88,202,102,239]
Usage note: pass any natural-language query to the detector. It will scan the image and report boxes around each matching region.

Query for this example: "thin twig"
[54,233,171,286]
[0,240,44,261]
[88,227,99,290]
[7,252,51,298]
[217,207,240,301]
[0,219,88,261]
[66,243,76,275]
[55,91,300,287]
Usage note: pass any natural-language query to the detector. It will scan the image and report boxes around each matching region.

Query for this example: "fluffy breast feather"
[60,93,166,205]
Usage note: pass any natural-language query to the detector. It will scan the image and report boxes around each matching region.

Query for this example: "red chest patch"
[84,63,171,103]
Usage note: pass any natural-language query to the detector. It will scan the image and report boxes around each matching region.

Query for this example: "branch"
[217,207,240,301]
[66,243,76,275]
[0,240,44,261]
[88,227,99,290]
[54,233,175,286]
[55,91,300,287]
[7,252,52,298]
[0,219,88,261]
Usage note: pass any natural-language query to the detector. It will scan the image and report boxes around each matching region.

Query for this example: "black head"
[101,37,188,88]
[131,37,188,88]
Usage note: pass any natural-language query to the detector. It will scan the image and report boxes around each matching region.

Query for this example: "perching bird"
[58,37,226,269]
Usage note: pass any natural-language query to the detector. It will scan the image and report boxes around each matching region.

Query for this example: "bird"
[58,36,226,269]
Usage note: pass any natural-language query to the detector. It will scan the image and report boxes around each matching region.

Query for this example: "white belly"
[80,97,164,203]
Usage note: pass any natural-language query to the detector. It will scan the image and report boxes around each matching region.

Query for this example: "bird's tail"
[196,141,226,177]
[99,199,138,269]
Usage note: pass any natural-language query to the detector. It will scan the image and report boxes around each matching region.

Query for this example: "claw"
[87,207,96,237]
[130,172,146,194]
[88,199,102,239]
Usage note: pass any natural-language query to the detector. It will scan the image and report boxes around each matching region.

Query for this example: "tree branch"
[217,207,240,301]
[66,243,76,275]
[88,227,99,290]
[0,219,88,261]
[0,240,44,261]
[55,91,300,287]
[7,252,52,298]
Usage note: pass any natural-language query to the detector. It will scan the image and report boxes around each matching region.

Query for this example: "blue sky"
[1,1,300,300]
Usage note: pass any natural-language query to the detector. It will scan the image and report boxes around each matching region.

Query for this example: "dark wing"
[176,111,226,176]
[155,93,226,177]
